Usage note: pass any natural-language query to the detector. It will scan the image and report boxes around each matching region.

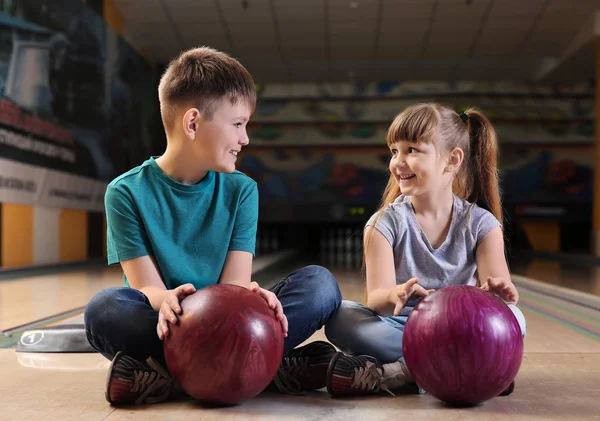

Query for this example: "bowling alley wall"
[0,1,595,270]
[0,0,163,269]
[243,81,594,255]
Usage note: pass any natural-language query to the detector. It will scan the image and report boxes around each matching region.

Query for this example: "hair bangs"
[386,104,438,147]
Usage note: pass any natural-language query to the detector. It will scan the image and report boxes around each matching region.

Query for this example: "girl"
[324,103,526,397]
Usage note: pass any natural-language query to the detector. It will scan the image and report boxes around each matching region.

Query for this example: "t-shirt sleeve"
[474,208,502,247]
[228,181,258,254]
[365,206,398,248]
[105,184,152,265]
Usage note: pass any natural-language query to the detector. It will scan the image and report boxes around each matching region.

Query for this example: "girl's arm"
[364,226,398,314]
[364,226,430,315]
[475,227,519,304]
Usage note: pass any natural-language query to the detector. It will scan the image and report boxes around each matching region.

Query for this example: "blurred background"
[2,3,600,417]
[0,0,599,295]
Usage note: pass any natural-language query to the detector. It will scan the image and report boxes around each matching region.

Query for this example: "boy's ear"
[182,108,200,141]
[445,147,464,173]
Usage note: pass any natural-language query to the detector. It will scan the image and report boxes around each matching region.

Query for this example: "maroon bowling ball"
[402,285,524,406]
[163,284,284,405]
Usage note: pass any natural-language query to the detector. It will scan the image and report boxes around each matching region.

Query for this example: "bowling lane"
[511,257,600,298]
[0,265,122,331]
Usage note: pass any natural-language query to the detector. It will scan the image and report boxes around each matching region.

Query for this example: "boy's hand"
[157,283,196,340]
[481,277,519,304]
[390,278,434,316]
[248,281,288,337]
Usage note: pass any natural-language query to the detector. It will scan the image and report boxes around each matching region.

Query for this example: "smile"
[399,174,415,180]
[230,150,238,156]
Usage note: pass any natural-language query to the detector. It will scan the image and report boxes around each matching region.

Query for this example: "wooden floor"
[511,258,600,297]
[1,259,600,420]
[0,265,122,331]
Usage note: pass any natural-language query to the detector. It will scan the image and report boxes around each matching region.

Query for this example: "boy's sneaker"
[273,341,336,394]
[326,352,412,397]
[106,351,173,405]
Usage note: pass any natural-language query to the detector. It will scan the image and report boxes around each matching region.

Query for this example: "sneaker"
[499,381,515,396]
[106,351,173,405]
[273,341,336,394]
[326,352,412,397]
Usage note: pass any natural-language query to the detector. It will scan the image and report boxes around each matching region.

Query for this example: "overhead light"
[349,1,359,8]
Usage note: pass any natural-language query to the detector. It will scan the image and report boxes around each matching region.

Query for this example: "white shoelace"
[351,361,410,396]
[131,358,173,404]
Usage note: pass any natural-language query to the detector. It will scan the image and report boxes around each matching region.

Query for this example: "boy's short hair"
[158,46,256,133]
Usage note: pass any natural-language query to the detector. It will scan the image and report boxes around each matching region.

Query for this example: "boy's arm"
[105,184,170,309]
[216,182,287,335]
[218,181,258,286]
[121,254,196,339]
[121,255,169,311]
[218,250,253,287]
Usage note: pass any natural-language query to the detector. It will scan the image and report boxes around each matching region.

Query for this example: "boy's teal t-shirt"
[104,157,258,290]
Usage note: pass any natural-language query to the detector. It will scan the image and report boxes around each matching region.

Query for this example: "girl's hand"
[389,278,434,316]
[482,276,519,304]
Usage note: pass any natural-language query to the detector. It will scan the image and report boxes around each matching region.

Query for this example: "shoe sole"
[325,351,345,397]
[105,351,123,404]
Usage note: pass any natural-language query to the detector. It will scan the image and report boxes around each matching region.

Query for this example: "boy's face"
[193,99,252,173]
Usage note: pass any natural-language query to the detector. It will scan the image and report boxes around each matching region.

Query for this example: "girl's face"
[388,140,450,197]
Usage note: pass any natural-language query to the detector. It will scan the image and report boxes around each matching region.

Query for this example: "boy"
[84,46,342,405]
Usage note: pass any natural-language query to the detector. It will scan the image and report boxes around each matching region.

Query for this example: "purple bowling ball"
[402,285,524,406]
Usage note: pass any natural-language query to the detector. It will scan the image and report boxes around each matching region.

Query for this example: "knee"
[295,265,342,309]
[84,287,142,330]
[85,287,118,322]
[325,301,404,363]
[325,301,364,344]
[507,304,527,338]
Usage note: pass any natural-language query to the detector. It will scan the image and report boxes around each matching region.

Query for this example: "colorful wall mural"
[242,81,594,222]
[0,0,162,212]
[0,0,161,268]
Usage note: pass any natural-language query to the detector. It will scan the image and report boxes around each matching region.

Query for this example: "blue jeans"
[325,300,527,364]
[84,265,342,367]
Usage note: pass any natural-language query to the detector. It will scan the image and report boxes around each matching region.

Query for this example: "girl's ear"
[446,147,464,173]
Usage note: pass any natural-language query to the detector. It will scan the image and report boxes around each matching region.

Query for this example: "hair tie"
[459,112,468,123]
